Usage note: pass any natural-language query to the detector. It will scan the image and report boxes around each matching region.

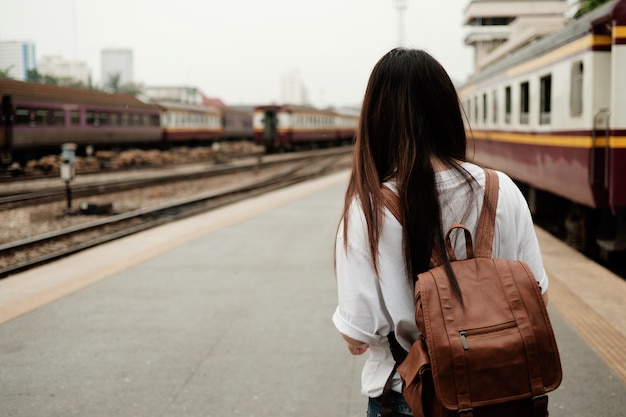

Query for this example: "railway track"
[0,148,343,209]
[0,143,265,184]
[0,148,351,278]
[0,160,256,208]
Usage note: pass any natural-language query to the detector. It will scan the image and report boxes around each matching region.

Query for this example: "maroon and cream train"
[458,0,626,257]
[0,79,162,164]
[0,79,357,165]
[0,79,232,164]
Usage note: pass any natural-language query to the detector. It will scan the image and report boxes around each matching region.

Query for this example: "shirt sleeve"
[332,205,393,346]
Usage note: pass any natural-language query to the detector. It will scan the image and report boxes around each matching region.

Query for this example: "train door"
[590,107,610,199]
[1,95,13,165]
[608,1,626,210]
[587,16,614,207]
[605,1,626,254]
[596,0,626,257]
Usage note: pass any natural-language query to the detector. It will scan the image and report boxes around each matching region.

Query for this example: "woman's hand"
[340,333,370,355]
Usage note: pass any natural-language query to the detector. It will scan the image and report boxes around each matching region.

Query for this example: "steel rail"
[0,152,347,279]
[0,147,352,208]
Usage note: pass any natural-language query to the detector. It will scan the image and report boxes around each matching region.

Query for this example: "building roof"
[0,78,158,111]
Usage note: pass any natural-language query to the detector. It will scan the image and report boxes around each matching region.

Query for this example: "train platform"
[1,171,625,417]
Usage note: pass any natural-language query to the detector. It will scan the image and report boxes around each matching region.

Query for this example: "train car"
[222,105,254,141]
[458,0,626,257]
[335,107,360,144]
[155,100,223,143]
[0,78,161,165]
[253,104,357,152]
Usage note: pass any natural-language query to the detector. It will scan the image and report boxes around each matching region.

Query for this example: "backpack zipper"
[459,320,517,350]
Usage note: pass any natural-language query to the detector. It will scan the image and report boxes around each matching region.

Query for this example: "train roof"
[0,78,159,111]
[254,104,350,116]
[153,100,221,113]
[463,0,618,86]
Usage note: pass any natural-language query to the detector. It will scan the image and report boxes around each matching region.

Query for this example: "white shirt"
[332,163,548,398]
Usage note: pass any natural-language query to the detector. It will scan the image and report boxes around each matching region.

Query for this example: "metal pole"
[65,180,73,212]
[394,0,408,47]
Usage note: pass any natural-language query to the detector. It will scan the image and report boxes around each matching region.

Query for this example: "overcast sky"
[0,0,474,108]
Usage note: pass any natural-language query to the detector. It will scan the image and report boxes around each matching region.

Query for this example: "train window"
[110,113,120,126]
[505,86,511,124]
[35,109,48,125]
[540,75,552,125]
[88,112,105,127]
[570,61,584,116]
[15,108,31,126]
[482,93,488,123]
[52,110,65,126]
[473,97,478,123]
[86,111,95,126]
[133,114,141,126]
[71,110,80,125]
[520,82,530,125]
[122,114,130,126]
[492,91,498,124]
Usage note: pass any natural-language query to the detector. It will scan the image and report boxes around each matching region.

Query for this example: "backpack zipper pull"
[459,331,469,350]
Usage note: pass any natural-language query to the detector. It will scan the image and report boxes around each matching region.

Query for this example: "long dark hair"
[340,48,473,296]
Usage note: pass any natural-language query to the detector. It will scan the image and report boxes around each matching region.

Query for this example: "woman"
[332,48,549,417]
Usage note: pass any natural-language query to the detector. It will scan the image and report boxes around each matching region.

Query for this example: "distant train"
[0,79,162,164]
[458,0,626,258]
[253,104,359,152]
[0,78,357,165]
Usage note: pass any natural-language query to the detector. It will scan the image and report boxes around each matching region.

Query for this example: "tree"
[105,72,122,92]
[0,66,14,78]
[27,69,61,85]
[118,82,144,96]
[574,0,612,18]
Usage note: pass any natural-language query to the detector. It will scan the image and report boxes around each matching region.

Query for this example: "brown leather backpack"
[381,169,562,417]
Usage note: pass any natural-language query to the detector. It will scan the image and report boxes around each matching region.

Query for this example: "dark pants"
[368,391,414,417]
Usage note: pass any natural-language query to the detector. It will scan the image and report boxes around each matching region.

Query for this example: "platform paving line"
[548,274,626,385]
[0,170,350,326]
[537,221,626,386]
[535,227,626,338]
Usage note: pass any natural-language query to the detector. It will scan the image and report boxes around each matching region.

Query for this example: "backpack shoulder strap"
[381,185,402,224]
[474,169,500,258]
[380,170,500,261]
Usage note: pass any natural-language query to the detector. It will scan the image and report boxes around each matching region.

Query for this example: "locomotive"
[253,104,358,152]
[458,0,626,259]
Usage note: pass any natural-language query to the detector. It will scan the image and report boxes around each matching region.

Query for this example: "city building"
[280,70,309,105]
[101,48,133,87]
[38,55,91,85]
[0,40,37,81]
[463,0,569,73]
[143,86,204,105]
